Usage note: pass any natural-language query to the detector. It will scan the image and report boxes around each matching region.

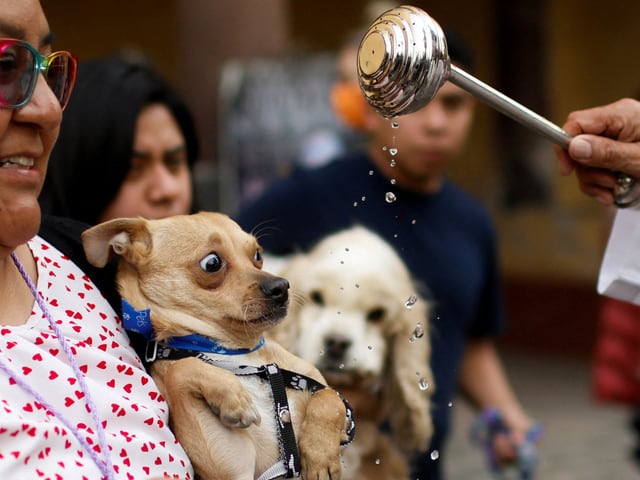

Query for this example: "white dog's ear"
[82,217,152,268]
[388,296,434,453]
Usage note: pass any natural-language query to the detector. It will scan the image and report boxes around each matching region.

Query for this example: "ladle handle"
[449,65,640,207]
[449,65,570,148]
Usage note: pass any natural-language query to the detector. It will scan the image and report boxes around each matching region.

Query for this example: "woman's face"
[99,103,193,222]
[0,0,63,254]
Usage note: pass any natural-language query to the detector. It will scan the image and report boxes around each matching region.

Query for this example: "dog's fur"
[82,212,351,480]
[266,226,434,480]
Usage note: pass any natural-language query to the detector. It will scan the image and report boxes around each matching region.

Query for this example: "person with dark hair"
[0,1,194,477]
[235,26,533,480]
[40,56,200,224]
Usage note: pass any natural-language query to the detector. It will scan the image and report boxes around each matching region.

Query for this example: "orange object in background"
[330,81,368,131]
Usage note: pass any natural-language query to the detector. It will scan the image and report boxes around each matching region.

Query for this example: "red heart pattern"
[0,238,193,478]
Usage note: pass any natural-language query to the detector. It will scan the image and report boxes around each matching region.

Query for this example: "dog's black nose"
[324,334,352,360]
[260,276,289,303]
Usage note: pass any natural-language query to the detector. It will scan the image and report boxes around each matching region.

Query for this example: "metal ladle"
[357,5,640,207]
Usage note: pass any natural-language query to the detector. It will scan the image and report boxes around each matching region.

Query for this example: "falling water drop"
[391,121,400,129]
[389,148,398,156]
[385,192,397,203]
[390,178,397,185]
[390,159,397,168]
[430,450,440,461]
[418,378,430,391]
[375,458,381,465]
[409,322,424,343]
[405,295,418,309]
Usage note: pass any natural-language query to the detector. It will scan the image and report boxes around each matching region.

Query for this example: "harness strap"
[263,364,301,478]
[146,341,356,478]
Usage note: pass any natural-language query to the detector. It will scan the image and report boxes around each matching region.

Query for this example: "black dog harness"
[145,340,355,480]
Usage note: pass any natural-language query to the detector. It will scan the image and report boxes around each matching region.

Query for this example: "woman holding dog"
[0,0,194,478]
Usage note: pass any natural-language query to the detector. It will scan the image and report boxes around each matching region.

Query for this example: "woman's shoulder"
[38,215,120,314]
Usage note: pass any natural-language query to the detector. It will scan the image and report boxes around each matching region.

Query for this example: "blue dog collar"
[165,335,265,355]
[121,298,153,338]
[121,298,265,355]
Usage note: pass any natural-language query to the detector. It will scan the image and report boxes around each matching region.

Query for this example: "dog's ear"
[81,218,152,268]
[387,296,434,453]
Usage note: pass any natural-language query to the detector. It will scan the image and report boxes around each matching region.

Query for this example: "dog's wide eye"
[367,307,386,323]
[200,253,223,273]
[309,290,324,306]
[254,249,263,264]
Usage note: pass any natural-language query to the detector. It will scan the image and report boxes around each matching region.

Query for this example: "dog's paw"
[210,391,261,429]
[299,450,342,480]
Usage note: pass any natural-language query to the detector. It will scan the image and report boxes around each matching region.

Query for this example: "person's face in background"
[365,80,475,194]
[0,0,63,253]
[99,103,192,221]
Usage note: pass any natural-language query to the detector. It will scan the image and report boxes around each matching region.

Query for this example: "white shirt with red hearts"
[0,236,194,480]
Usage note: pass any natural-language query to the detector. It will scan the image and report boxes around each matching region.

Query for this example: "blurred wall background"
[44,0,640,357]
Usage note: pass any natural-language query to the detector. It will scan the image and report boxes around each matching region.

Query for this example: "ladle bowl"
[357,5,640,207]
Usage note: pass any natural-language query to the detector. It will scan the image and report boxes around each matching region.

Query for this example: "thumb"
[570,134,640,178]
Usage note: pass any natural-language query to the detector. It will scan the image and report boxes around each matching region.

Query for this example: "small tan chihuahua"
[82,212,353,480]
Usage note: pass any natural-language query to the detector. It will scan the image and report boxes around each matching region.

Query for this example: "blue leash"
[470,408,543,480]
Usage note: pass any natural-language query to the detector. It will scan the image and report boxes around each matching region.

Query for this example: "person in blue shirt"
[235,28,533,480]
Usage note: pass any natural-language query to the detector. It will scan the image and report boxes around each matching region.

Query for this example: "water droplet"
[345,248,349,252]
[448,401,453,408]
[390,178,396,185]
[368,170,374,176]
[339,363,345,370]
[409,322,424,343]
[389,148,398,156]
[430,450,440,461]
[361,196,366,201]
[390,160,397,168]
[411,219,417,225]
[355,284,360,288]
[353,201,358,207]
[391,121,400,129]
[405,295,418,309]
[418,378,430,391]
[367,345,373,350]
[375,458,381,465]
[385,192,397,203]
[382,146,388,151]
